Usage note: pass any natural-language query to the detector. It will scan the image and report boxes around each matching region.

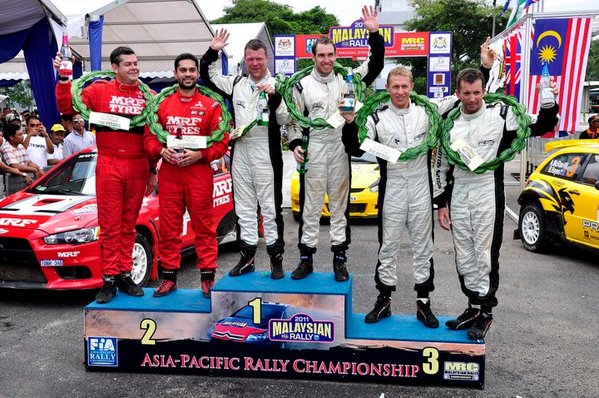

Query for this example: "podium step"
[84,272,485,388]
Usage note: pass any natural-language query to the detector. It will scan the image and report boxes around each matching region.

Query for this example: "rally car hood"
[351,162,379,188]
[0,193,97,235]
[212,318,266,339]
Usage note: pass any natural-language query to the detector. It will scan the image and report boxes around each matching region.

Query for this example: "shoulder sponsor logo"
[87,336,118,367]
[0,218,37,227]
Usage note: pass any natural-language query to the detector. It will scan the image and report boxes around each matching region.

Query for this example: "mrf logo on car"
[87,337,118,367]
[269,314,334,343]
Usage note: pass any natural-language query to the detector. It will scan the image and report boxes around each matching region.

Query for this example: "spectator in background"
[63,113,95,157]
[47,124,66,166]
[579,114,599,139]
[1,124,42,195]
[60,113,73,135]
[5,113,21,127]
[0,123,33,197]
[23,115,54,170]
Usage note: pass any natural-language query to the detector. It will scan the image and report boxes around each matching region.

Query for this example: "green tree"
[0,80,34,110]
[212,0,338,38]
[586,39,599,82]
[403,0,509,93]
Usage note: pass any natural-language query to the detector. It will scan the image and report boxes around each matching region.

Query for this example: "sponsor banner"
[427,31,452,99]
[295,32,429,60]
[85,338,484,388]
[329,21,394,49]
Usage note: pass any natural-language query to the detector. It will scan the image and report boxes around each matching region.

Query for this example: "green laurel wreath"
[276,63,366,130]
[145,84,232,145]
[354,91,442,162]
[439,93,532,174]
[71,71,153,128]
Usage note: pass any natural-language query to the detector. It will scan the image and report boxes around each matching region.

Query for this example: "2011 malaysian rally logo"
[87,336,118,367]
[269,313,334,343]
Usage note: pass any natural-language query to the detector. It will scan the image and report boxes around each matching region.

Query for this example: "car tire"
[518,203,548,253]
[131,233,152,286]
[216,211,237,245]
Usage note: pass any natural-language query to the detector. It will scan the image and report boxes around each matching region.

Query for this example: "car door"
[565,153,599,247]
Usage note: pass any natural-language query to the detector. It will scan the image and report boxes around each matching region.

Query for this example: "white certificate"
[450,137,484,171]
[166,135,207,149]
[360,138,402,163]
[89,111,130,131]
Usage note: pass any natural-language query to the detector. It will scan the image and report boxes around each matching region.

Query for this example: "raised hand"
[361,5,379,33]
[480,37,496,69]
[210,29,230,52]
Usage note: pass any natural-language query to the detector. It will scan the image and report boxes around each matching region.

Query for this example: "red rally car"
[0,147,237,290]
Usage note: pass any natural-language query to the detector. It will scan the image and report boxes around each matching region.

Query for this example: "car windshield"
[232,304,286,324]
[29,152,97,196]
[352,152,377,163]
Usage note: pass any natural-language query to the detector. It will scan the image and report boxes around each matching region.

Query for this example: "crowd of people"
[0,106,95,197]
[4,4,590,341]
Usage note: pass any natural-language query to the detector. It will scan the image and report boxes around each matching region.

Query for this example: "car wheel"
[131,233,152,286]
[518,204,548,253]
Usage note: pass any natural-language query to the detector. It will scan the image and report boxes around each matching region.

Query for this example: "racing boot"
[446,305,480,330]
[95,275,117,304]
[468,311,493,340]
[291,248,314,280]
[229,243,256,277]
[365,295,391,323]
[267,242,284,280]
[116,272,144,297]
[153,270,178,297]
[333,250,349,282]
[201,270,216,299]
[416,299,439,328]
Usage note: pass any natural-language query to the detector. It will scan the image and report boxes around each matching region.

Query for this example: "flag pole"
[519,15,533,191]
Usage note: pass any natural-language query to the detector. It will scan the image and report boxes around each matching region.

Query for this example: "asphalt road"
[1,185,599,397]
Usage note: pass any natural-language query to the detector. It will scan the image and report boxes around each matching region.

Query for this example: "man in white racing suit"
[341,67,464,326]
[289,5,384,282]
[434,68,559,340]
[201,33,290,279]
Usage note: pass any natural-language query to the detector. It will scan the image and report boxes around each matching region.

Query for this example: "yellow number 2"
[140,318,157,345]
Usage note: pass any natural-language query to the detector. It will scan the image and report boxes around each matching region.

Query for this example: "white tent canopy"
[0,0,226,80]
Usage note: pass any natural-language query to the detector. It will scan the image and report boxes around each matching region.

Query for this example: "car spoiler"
[544,139,599,152]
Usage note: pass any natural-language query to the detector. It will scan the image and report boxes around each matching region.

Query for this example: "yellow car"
[290,152,380,220]
[517,140,599,253]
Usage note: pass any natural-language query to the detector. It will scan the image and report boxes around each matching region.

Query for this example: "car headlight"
[369,179,380,193]
[44,227,100,245]
[246,331,269,342]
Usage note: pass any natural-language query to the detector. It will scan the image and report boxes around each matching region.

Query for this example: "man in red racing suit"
[145,53,229,298]
[55,47,157,304]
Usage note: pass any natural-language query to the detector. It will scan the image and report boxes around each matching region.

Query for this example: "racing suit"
[56,80,155,277]
[145,90,229,273]
[343,96,458,297]
[200,49,289,266]
[288,31,384,259]
[434,102,559,309]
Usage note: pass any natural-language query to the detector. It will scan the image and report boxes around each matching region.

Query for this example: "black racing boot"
[365,295,391,323]
[416,299,439,328]
[153,270,178,297]
[333,250,349,282]
[95,276,117,304]
[446,305,480,330]
[267,242,284,280]
[229,244,256,277]
[116,272,144,296]
[201,270,216,299]
[468,312,493,340]
[291,250,313,280]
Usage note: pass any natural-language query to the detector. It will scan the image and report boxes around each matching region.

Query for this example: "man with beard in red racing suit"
[55,46,157,304]
[145,53,229,298]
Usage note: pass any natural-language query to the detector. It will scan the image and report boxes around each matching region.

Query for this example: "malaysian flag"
[503,28,523,101]
[526,18,592,136]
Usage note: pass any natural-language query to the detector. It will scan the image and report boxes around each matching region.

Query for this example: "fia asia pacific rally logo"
[269,313,334,343]
[87,336,118,367]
